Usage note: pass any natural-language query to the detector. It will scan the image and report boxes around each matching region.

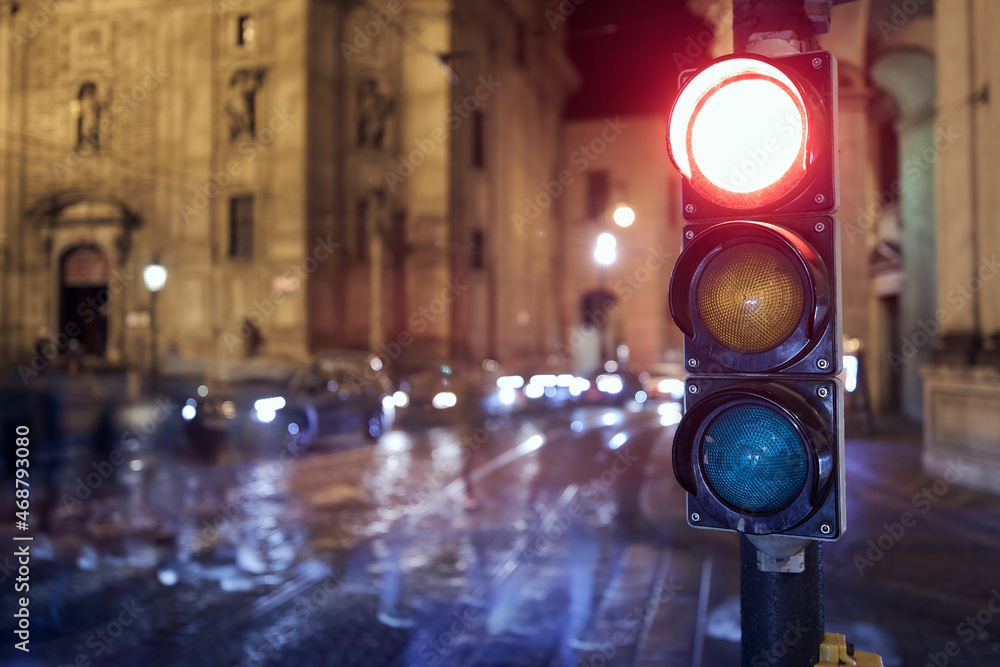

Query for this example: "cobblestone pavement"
[2,403,700,667]
[4,401,1000,667]
[669,425,1000,667]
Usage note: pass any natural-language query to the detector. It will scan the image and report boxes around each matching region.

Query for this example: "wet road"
[2,402,670,667]
[5,399,1000,666]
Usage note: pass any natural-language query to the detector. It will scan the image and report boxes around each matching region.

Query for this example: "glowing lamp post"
[594,232,617,265]
[143,260,167,385]
[613,204,635,227]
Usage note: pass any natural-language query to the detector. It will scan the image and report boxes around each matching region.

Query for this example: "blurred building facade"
[0,0,577,375]
[690,0,1000,492]
[558,116,683,376]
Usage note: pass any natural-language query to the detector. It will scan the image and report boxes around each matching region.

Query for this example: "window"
[472,110,485,168]
[229,196,254,259]
[355,197,369,262]
[471,230,485,269]
[586,171,609,221]
[237,15,255,47]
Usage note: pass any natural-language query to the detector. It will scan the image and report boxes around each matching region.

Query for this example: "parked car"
[180,351,394,458]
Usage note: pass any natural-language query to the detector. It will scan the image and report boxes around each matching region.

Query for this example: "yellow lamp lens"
[696,244,804,353]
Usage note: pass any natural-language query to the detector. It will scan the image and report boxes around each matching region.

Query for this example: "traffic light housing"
[666,50,844,541]
[672,376,843,539]
[667,51,838,220]
[669,216,839,375]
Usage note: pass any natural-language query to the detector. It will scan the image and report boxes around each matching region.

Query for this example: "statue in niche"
[356,78,393,150]
[77,83,101,151]
[226,69,265,141]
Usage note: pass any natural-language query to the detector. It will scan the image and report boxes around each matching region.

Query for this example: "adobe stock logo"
[876,0,932,41]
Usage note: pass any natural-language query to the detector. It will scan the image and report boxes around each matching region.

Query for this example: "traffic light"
[666,51,845,541]
[666,52,838,219]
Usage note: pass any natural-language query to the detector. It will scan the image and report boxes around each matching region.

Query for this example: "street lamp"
[143,259,167,387]
[612,204,635,227]
[594,232,616,265]
[593,233,618,362]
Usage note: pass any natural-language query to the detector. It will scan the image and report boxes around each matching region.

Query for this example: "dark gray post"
[740,536,824,667]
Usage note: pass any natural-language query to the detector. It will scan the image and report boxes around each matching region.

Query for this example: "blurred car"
[521,371,590,410]
[180,351,394,456]
[397,359,513,426]
[582,361,647,406]
[289,350,397,438]
[643,362,687,400]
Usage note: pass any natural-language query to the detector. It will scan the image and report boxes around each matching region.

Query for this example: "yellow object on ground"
[815,632,885,666]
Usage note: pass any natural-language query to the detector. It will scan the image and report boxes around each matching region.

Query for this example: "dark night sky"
[564,0,712,119]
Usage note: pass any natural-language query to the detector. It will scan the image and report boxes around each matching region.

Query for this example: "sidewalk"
[575,541,710,667]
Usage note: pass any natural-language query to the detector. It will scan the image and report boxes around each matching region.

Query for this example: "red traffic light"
[667,52,837,219]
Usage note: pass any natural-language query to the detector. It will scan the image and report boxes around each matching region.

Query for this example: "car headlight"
[497,375,524,390]
[254,396,286,412]
[392,390,409,408]
[432,392,457,409]
[253,396,285,423]
[596,374,623,394]
[569,377,591,396]
[657,378,685,399]
[499,387,516,405]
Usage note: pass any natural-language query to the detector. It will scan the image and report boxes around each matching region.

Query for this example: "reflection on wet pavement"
[2,405,670,667]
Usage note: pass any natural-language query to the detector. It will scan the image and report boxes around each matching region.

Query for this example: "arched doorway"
[60,245,109,357]
[581,288,617,364]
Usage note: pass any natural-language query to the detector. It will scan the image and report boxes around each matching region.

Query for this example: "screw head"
[687,358,698,368]
[820,523,832,535]
[688,384,699,394]
[691,512,701,522]
[817,358,830,370]
[812,57,823,69]
[814,193,825,204]
[684,204,696,214]
[814,222,825,233]
[685,230,695,240]
[817,386,830,398]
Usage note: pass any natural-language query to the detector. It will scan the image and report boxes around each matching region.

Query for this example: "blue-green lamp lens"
[701,404,807,513]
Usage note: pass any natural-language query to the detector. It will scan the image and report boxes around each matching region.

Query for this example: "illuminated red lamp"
[667,52,837,219]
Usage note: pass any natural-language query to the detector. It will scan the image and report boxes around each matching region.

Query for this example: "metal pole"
[367,192,383,357]
[740,536,824,667]
[150,290,158,390]
[730,5,829,665]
